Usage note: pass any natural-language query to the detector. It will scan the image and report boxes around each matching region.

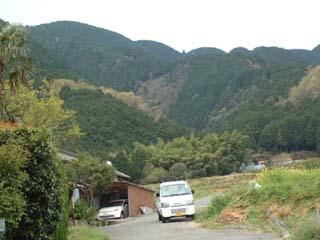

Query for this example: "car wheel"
[158,213,162,221]
[120,212,125,219]
[162,217,168,223]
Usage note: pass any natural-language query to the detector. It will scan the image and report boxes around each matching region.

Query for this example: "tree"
[5,81,81,146]
[66,154,115,203]
[0,24,32,120]
[143,167,168,184]
[0,24,32,95]
[289,66,320,104]
[168,163,188,180]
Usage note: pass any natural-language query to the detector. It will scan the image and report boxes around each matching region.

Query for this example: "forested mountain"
[28,21,174,91]
[135,40,182,62]
[26,20,320,153]
[59,86,189,159]
[187,47,226,56]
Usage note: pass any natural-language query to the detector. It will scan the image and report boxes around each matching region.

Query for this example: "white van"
[156,181,195,223]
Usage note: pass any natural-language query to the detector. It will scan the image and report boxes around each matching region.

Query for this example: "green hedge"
[53,159,69,240]
[0,128,67,240]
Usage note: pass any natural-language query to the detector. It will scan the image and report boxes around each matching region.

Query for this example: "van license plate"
[175,211,184,217]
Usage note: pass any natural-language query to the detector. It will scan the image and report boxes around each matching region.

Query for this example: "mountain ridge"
[10,19,320,153]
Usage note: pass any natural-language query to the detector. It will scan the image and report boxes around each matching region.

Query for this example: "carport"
[101,181,155,217]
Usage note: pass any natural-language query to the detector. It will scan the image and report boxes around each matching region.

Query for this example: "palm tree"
[0,24,32,120]
[0,24,32,96]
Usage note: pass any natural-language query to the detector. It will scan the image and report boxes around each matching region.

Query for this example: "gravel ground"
[102,196,279,240]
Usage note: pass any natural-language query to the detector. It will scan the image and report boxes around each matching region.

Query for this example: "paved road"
[102,197,279,240]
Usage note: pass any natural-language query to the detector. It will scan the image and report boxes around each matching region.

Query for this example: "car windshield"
[160,183,192,197]
[105,201,124,207]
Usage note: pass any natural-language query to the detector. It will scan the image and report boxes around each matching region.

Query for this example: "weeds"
[202,194,231,219]
[291,218,320,240]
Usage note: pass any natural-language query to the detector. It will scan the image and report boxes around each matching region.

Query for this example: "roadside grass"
[290,217,320,240]
[145,173,256,200]
[295,157,320,169]
[197,168,320,236]
[68,226,110,240]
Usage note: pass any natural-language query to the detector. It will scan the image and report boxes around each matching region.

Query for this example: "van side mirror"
[191,189,195,194]
[156,192,160,197]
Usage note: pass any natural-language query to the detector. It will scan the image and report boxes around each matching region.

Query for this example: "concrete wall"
[128,185,155,217]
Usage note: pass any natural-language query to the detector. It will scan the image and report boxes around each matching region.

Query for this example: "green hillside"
[29,21,172,91]
[251,46,320,65]
[187,47,226,56]
[59,87,189,159]
[167,59,320,152]
[135,40,182,62]
[25,20,320,153]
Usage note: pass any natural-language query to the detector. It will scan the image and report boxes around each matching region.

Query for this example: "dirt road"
[102,197,278,240]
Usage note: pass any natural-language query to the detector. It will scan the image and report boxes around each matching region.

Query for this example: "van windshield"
[160,184,192,197]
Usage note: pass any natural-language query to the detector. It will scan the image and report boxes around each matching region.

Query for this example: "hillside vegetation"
[126,131,250,182]
[26,20,320,154]
[52,79,165,120]
[59,86,189,163]
[198,167,320,238]
[29,21,175,91]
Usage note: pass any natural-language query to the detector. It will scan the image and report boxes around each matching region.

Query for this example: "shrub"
[291,218,320,240]
[0,144,28,235]
[168,163,188,180]
[189,169,207,178]
[74,200,97,224]
[204,194,231,219]
[0,129,66,240]
[53,160,69,240]
[143,167,168,184]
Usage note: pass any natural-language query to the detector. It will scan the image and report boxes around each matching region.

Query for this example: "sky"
[1,0,320,53]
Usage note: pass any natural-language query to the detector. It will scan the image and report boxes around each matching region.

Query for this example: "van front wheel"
[162,217,169,223]
[158,213,162,221]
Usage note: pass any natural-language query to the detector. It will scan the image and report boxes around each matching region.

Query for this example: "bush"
[143,167,168,184]
[0,144,28,235]
[291,218,320,240]
[169,163,188,180]
[74,200,97,224]
[203,194,231,219]
[189,169,208,178]
[0,129,66,240]
[53,160,69,240]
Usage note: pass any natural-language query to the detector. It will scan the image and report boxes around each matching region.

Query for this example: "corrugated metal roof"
[113,181,155,193]
[115,170,131,180]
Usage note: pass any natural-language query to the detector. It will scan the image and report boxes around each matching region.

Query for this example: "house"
[60,150,155,217]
